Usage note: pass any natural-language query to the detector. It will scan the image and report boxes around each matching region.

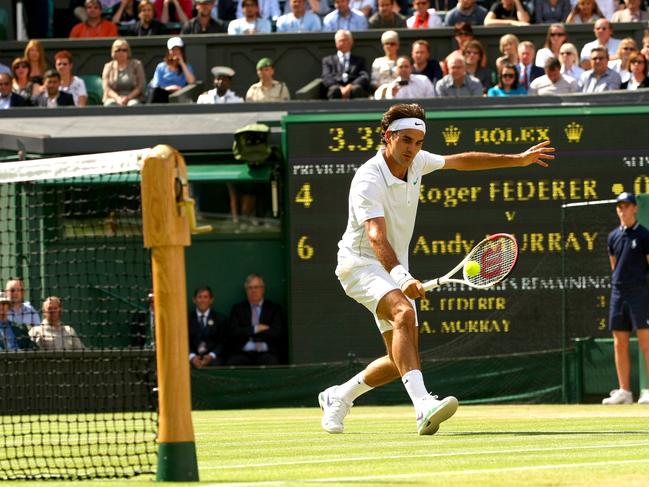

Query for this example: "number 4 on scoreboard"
[295,183,314,208]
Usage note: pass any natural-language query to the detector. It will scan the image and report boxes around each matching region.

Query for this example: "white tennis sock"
[336,371,373,403]
[402,369,429,405]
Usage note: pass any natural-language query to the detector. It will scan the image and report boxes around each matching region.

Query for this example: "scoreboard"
[283,106,649,364]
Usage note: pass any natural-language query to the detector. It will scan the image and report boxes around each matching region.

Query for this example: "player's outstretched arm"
[442,140,555,171]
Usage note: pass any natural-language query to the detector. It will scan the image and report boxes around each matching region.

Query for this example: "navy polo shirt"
[607,222,649,287]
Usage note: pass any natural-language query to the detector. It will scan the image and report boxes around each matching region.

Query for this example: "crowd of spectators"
[3,0,649,109]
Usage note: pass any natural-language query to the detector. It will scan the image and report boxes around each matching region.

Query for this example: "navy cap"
[616,192,637,205]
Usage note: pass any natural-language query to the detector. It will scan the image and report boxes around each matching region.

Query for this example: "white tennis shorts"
[336,261,417,334]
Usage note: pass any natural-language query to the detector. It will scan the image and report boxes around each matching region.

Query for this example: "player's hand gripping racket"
[422,233,519,291]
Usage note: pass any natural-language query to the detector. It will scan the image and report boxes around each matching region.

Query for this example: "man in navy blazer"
[32,70,75,107]
[321,29,370,100]
[0,73,28,108]
[188,286,228,367]
[227,274,284,365]
[517,41,544,91]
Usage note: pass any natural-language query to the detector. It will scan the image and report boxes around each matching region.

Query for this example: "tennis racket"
[422,233,519,291]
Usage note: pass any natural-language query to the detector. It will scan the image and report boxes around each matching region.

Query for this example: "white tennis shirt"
[337,148,445,272]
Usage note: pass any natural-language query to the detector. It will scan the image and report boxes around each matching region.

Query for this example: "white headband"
[387,118,426,134]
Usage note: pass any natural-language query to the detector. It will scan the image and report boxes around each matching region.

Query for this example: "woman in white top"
[565,0,603,23]
[608,38,638,84]
[620,52,649,90]
[54,50,87,106]
[535,23,568,68]
[371,30,400,89]
[558,43,583,79]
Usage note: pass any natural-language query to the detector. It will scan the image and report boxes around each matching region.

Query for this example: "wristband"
[390,265,415,291]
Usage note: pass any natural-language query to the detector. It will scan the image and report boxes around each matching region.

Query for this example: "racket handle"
[422,279,440,291]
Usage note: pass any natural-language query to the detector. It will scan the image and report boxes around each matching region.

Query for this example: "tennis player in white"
[319,103,555,435]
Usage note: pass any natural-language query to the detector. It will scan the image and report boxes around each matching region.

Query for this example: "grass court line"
[200,441,649,470]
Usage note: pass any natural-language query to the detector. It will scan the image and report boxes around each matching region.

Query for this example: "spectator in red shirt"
[70,0,119,38]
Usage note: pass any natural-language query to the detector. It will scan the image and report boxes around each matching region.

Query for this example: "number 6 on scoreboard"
[422,233,519,291]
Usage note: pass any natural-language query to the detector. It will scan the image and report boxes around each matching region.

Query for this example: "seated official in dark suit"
[227,274,283,366]
[0,72,28,108]
[31,70,75,108]
[189,286,228,367]
[321,29,370,100]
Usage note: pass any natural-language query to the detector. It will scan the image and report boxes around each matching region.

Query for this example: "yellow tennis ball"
[465,260,480,277]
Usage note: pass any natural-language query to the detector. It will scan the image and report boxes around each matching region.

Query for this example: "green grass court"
[5,404,649,486]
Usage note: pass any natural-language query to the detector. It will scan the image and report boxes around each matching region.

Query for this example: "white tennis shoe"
[638,390,649,404]
[602,389,633,405]
[416,395,459,435]
[318,386,352,434]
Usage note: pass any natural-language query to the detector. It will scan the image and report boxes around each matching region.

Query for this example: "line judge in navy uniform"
[227,274,284,365]
[602,192,649,405]
[188,286,228,367]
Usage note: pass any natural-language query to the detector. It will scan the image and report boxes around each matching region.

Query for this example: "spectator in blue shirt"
[228,0,272,33]
[0,292,31,351]
[235,0,281,20]
[276,0,323,32]
[444,0,488,26]
[4,278,40,327]
[323,0,369,31]
[148,36,196,103]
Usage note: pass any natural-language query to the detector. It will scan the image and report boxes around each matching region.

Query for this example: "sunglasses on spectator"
[383,42,397,46]
[501,73,516,79]
[14,63,29,68]
[550,33,565,37]
[115,48,129,52]
[591,56,606,61]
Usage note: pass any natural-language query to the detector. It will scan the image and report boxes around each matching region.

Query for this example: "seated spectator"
[528,56,579,94]
[444,0,488,26]
[321,29,370,99]
[155,0,192,23]
[54,51,87,107]
[369,0,406,28]
[0,292,28,351]
[612,0,649,21]
[559,42,584,79]
[212,0,238,21]
[436,55,483,96]
[487,62,527,95]
[226,274,283,366]
[579,46,622,92]
[236,0,281,20]
[496,33,520,73]
[228,0,272,33]
[374,55,435,99]
[598,0,622,20]
[608,37,638,83]
[181,0,226,33]
[111,0,138,23]
[442,23,479,75]
[276,0,323,32]
[536,24,568,68]
[371,30,400,89]
[246,57,290,101]
[463,40,494,93]
[323,0,369,31]
[350,0,375,16]
[197,65,244,103]
[23,39,48,86]
[566,0,603,24]
[484,0,530,26]
[642,33,649,62]
[411,39,443,85]
[188,286,228,368]
[32,70,75,107]
[102,38,146,106]
[281,0,328,15]
[517,41,545,91]
[532,0,571,24]
[620,52,649,89]
[407,0,443,28]
[0,73,28,109]
[29,297,85,350]
[4,278,40,327]
[129,0,168,35]
[11,57,40,101]
[580,19,621,69]
[69,0,119,38]
[148,37,196,103]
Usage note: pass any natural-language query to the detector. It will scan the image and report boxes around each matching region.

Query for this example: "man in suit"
[517,41,544,91]
[32,70,75,108]
[0,73,28,109]
[227,274,284,365]
[321,29,370,100]
[188,286,228,367]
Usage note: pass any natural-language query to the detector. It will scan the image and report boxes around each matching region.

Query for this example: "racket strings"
[466,237,518,287]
